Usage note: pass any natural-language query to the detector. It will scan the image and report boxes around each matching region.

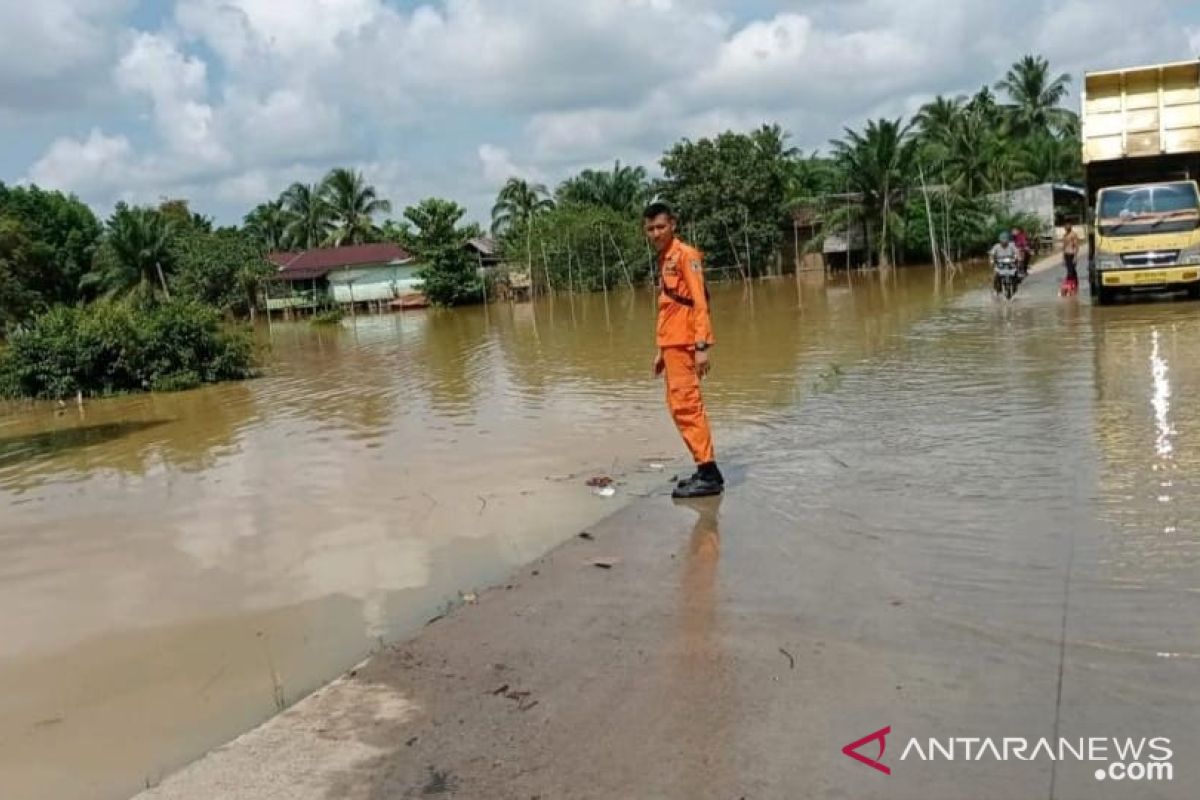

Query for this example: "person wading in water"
[644,202,724,498]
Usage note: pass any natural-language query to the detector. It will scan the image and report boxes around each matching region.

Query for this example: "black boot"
[675,462,724,488]
[672,462,724,498]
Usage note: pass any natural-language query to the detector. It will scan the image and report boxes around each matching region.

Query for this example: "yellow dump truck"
[1082,59,1200,304]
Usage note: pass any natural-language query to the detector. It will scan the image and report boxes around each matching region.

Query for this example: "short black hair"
[642,201,674,220]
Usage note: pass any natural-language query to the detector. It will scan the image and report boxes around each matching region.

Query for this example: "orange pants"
[663,347,715,465]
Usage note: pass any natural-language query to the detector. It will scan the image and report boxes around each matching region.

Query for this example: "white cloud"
[14,0,1200,226]
[1186,26,1200,58]
[0,0,131,110]
[27,129,136,195]
[478,144,545,185]
[222,88,348,162]
[115,32,227,165]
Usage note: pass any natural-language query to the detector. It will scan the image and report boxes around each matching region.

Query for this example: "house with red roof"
[264,243,425,313]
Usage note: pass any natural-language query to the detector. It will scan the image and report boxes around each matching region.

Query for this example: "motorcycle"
[993,254,1021,300]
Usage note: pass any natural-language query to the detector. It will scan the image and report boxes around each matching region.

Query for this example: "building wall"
[327,264,423,303]
[989,184,1055,229]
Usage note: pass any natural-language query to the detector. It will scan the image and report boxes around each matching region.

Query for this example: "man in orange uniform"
[644,202,724,498]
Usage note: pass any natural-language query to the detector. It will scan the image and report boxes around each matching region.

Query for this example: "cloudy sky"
[3,0,1200,226]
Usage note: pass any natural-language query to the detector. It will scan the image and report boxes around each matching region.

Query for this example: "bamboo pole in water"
[918,162,941,274]
[540,241,553,298]
[742,206,753,280]
[565,235,576,296]
[608,232,635,290]
[599,230,609,297]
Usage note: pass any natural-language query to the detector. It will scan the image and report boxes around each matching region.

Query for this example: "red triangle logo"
[842,726,892,775]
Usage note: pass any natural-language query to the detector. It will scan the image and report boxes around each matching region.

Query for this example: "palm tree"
[1017,133,1083,185]
[82,205,176,299]
[995,55,1075,137]
[914,95,964,146]
[321,168,392,246]
[829,118,918,267]
[490,178,554,235]
[556,160,651,214]
[281,182,333,250]
[243,199,291,252]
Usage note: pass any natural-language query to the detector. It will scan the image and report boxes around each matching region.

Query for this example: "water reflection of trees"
[407,308,491,417]
[0,382,257,492]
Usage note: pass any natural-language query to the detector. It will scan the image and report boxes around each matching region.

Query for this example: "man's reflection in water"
[670,494,737,797]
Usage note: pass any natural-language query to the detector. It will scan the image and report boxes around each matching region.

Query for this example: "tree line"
[487,54,1080,284]
[1,54,1078,397]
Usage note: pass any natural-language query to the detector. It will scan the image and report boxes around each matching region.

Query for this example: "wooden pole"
[742,206,752,280]
[918,163,940,273]
[608,231,635,290]
[155,261,171,299]
[599,229,609,297]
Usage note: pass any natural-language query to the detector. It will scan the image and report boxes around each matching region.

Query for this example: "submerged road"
[136,259,1200,800]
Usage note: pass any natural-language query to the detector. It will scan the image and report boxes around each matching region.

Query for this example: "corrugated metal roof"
[267,243,413,280]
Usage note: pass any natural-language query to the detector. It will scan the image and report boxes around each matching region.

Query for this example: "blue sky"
[3,0,1199,226]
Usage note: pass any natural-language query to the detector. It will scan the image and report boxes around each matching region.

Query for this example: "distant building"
[466,235,533,300]
[464,236,501,269]
[987,182,1087,244]
[265,243,425,314]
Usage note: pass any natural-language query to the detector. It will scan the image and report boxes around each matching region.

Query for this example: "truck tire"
[1096,284,1116,306]
[1188,283,1200,301]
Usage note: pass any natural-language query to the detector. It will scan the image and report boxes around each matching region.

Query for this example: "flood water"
[3,265,1200,799]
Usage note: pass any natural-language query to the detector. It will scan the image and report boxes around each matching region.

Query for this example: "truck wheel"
[1188,283,1200,301]
[1096,285,1115,306]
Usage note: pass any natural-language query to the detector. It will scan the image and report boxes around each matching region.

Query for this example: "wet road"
[6,262,1200,799]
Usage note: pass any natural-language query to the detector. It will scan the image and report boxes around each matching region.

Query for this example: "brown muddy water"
[3,265,1199,800]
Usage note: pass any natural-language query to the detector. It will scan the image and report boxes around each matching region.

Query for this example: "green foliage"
[311,308,345,326]
[658,124,794,276]
[158,198,214,234]
[170,227,273,316]
[83,204,176,300]
[0,217,46,330]
[0,182,101,309]
[995,54,1075,138]
[830,118,919,267]
[491,178,555,236]
[0,299,255,400]
[281,182,333,250]
[322,168,391,246]
[403,198,481,307]
[556,161,652,215]
[500,204,649,292]
[243,199,289,252]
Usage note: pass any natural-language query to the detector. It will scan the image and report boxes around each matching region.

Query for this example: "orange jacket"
[656,237,713,348]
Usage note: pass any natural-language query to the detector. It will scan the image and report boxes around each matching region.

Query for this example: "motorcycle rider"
[990,231,1021,294]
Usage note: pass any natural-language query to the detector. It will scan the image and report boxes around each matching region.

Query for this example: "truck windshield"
[1098,182,1200,236]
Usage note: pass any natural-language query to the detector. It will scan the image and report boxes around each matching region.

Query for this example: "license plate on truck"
[1133,271,1169,284]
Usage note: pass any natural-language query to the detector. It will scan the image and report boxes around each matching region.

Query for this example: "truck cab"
[1082,60,1200,304]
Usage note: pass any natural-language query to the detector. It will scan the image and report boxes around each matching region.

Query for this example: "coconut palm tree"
[82,204,176,299]
[281,182,333,250]
[1017,133,1082,185]
[829,118,918,267]
[914,95,965,146]
[995,55,1075,137]
[243,199,291,252]
[490,178,554,235]
[321,168,392,246]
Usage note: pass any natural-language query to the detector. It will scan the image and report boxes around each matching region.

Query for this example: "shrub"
[310,307,345,326]
[0,299,256,399]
